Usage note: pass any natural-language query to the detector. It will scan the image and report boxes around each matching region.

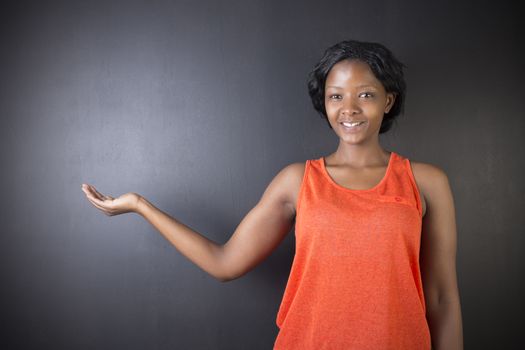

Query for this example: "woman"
[82,39,463,350]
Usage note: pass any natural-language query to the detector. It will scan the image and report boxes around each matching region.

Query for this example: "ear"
[385,92,396,113]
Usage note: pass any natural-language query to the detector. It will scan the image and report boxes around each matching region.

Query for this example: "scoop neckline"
[320,151,395,192]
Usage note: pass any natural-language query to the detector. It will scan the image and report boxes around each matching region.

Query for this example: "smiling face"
[324,59,396,145]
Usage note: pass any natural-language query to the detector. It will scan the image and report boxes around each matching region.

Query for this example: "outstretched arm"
[82,163,299,282]
[419,165,464,350]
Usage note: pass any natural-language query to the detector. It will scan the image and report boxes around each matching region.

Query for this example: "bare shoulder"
[273,161,306,217]
[410,160,452,217]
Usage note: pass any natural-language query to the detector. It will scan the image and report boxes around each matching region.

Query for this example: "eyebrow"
[326,84,378,89]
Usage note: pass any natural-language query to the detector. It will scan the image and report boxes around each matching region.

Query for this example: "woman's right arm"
[137,163,299,282]
[84,163,300,283]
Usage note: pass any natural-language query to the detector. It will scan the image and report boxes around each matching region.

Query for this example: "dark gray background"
[1,0,523,349]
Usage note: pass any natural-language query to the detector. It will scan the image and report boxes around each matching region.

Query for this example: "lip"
[339,120,366,123]
[340,121,367,133]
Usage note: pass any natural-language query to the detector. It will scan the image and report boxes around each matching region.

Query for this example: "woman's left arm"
[419,165,464,350]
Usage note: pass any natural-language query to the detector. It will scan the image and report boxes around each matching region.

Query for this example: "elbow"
[216,268,243,283]
[213,245,254,282]
[213,244,244,283]
[210,244,235,282]
[214,257,235,283]
[216,267,248,283]
[216,272,238,283]
[216,274,233,283]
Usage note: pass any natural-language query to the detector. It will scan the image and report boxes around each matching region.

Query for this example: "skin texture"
[81,59,463,349]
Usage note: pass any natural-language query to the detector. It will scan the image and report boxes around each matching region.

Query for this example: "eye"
[359,92,374,98]
[327,94,342,100]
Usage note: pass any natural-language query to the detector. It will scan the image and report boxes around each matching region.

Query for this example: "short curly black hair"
[307,40,407,134]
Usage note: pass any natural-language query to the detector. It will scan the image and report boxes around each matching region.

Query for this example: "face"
[324,59,395,144]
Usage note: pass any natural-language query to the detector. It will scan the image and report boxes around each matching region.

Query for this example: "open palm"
[81,183,140,216]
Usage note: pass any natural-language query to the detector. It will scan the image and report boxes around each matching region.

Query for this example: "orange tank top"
[273,151,431,350]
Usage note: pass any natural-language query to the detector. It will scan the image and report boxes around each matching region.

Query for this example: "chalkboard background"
[1,0,523,349]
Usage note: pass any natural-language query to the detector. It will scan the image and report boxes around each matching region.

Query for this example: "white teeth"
[342,121,364,127]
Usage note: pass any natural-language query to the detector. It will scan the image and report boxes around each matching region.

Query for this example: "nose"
[341,95,361,115]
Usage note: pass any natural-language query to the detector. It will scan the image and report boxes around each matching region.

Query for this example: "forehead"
[326,59,382,87]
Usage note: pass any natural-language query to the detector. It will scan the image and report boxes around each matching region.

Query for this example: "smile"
[340,121,366,133]
[341,121,365,127]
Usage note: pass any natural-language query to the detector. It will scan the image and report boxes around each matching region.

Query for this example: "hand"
[81,183,141,216]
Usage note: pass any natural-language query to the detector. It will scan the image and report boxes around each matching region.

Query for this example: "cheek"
[363,103,384,114]
[324,101,336,114]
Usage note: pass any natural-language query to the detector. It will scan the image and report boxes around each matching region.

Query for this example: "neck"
[330,143,390,168]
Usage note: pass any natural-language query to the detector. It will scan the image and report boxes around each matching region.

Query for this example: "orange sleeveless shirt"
[273,151,431,350]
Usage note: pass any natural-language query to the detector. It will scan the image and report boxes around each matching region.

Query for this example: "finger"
[86,185,105,201]
[82,185,99,199]
[86,196,112,215]
[85,191,108,207]
[92,186,109,200]
[81,184,90,195]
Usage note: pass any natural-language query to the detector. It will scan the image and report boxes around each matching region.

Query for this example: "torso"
[287,156,428,218]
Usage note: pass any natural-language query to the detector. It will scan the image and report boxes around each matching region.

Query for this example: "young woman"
[82,40,463,350]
